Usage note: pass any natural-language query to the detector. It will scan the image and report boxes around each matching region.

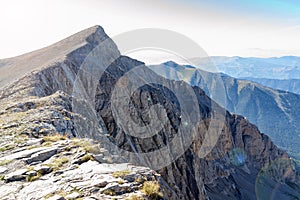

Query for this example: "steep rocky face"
[92,58,300,199]
[150,63,300,162]
[0,26,300,199]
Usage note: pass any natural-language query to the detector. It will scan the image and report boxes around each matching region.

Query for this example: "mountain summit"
[0,26,299,199]
[0,25,112,88]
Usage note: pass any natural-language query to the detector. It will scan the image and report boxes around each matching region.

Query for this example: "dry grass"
[45,157,69,171]
[102,189,116,196]
[112,170,131,178]
[44,190,67,199]
[43,134,67,142]
[26,171,42,182]
[0,159,12,166]
[0,144,14,152]
[71,139,101,154]
[80,154,94,163]
[126,195,143,200]
[26,145,38,150]
[117,179,125,185]
[142,181,162,200]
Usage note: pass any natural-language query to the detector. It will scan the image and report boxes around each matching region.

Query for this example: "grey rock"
[0,147,50,162]
[4,169,27,182]
[26,170,37,176]
[47,195,65,200]
[25,147,58,164]
[25,138,43,146]
[0,184,23,200]
[101,183,132,195]
[18,179,59,200]
[0,166,8,174]
[65,192,81,200]
[34,165,52,174]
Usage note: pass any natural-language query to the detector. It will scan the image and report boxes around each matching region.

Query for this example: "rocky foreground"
[0,134,162,200]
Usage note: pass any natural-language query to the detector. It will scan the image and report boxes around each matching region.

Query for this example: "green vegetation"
[141,181,162,200]
[0,144,14,152]
[0,175,5,181]
[64,146,71,151]
[117,179,125,185]
[26,171,42,182]
[26,145,38,150]
[44,190,67,199]
[112,170,131,178]
[0,159,13,166]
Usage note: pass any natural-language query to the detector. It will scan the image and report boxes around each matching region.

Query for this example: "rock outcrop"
[0,134,161,200]
[0,25,299,199]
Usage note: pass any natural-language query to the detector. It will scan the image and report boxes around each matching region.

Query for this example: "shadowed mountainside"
[150,62,300,162]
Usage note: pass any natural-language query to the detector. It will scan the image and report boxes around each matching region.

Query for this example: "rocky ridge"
[0,25,299,199]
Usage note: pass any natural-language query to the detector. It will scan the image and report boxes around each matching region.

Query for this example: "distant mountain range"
[192,56,300,79]
[149,61,300,162]
[241,77,300,95]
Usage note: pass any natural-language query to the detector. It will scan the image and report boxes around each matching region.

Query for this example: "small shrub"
[142,181,162,199]
[117,179,125,184]
[0,175,5,181]
[64,146,71,151]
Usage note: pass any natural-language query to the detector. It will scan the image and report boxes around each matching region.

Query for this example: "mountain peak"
[0,25,113,88]
[163,60,179,67]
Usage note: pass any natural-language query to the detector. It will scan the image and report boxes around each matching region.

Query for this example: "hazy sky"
[1,0,300,60]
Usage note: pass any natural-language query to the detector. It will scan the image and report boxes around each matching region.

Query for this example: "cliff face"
[0,26,299,199]
[150,63,300,162]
